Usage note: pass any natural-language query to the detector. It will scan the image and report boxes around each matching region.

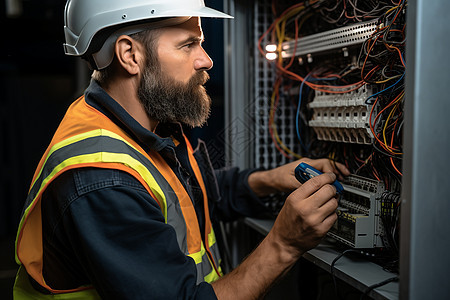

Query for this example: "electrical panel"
[252,0,406,266]
[309,85,375,145]
[332,175,385,248]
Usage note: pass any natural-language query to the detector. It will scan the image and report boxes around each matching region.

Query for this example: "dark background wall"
[0,0,225,298]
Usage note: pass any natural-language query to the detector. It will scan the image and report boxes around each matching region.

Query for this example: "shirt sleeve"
[212,167,271,221]
[41,167,217,300]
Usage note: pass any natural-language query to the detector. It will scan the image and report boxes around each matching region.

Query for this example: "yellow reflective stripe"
[14,266,101,300]
[204,267,220,283]
[30,129,141,193]
[188,243,206,264]
[77,153,166,221]
[208,227,216,247]
[30,129,101,192]
[29,152,168,223]
[28,129,167,221]
[188,242,222,283]
[15,212,31,263]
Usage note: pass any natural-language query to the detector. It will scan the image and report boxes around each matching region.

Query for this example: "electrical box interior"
[252,0,406,273]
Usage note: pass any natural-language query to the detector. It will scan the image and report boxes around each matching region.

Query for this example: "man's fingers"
[319,197,338,215]
[333,162,350,180]
[292,172,336,200]
[320,210,338,232]
[319,160,350,179]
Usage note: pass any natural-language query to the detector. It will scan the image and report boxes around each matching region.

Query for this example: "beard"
[137,60,211,128]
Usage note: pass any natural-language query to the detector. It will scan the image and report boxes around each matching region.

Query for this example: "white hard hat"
[63,0,233,70]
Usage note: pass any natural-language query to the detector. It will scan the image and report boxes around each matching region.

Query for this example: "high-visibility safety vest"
[13,96,222,299]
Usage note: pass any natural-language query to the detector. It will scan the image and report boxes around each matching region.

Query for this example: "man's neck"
[102,79,159,132]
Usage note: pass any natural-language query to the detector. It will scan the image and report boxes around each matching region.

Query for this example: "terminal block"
[328,175,386,248]
[308,85,375,144]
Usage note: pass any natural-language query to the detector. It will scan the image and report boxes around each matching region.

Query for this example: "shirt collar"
[84,79,185,152]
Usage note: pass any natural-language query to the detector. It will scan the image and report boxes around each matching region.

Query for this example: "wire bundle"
[259,0,406,185]
[258,0,407,265]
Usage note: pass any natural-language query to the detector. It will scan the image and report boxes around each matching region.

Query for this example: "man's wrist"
[211,228,303,300]
[264,230,304,265]
[247,170,279,197]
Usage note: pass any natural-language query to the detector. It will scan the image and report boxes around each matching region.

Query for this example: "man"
[14,0,349,299]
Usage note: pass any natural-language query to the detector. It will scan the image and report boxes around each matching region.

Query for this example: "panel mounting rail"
[280,20,378,58]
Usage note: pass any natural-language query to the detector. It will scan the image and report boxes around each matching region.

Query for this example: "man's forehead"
[165,17,203,37]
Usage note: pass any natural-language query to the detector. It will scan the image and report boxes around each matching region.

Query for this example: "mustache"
[190,71,210,86]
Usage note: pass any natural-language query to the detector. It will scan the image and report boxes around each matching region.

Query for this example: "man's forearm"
[211,231,302,300]
[247,170,279,197]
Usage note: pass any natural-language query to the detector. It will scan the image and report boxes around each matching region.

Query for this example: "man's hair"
[91,28,162,85]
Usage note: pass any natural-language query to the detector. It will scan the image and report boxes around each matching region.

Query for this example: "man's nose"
[194,46,213,71]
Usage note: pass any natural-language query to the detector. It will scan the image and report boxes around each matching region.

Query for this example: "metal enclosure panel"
[224,0,254,169]
[223,0,258,271]
[401,0,450,299]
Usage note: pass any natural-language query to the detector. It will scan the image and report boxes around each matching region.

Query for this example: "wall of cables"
[252,0,407,272]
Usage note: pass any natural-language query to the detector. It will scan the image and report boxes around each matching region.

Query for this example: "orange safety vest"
[14,96,222,298]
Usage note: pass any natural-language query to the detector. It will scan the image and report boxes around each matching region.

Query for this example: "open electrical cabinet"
[222,0,450,299]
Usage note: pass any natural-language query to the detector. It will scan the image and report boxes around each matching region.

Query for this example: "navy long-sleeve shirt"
[38,80,269,299]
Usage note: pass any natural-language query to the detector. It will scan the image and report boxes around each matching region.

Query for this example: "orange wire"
[259,1,368,93]
[344,1,359,20]
[361,35,381,81]
[268,78,292,159]
[371,157,382,181]
[276,63,365,93]
[258,2,307,57]
[389,110,403,176]
[369,95,402,154]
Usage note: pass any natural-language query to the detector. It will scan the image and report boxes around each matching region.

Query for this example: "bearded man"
[13,1,348,299]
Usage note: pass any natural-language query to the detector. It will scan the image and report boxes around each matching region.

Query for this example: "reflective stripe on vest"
[14,266,101,300]
[184,136,223,279]
[15,97,221,296]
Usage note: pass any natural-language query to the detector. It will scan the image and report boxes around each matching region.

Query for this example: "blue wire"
[296,74,311,152]
[366,72,405,104]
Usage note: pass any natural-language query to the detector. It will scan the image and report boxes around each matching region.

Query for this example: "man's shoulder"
[41,166,161,225]
[46,167,148,201]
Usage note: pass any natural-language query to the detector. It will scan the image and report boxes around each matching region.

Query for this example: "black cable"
[371,142,401,159]
[380,192,401,252]
[330,249,362,299]
[359,276,399,300]
[331,249,398,300]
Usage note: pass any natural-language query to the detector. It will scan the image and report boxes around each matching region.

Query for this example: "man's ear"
[114,35,145,76]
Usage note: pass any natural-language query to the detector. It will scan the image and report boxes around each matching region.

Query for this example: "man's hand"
[248,158,350,197]
[268,172,339,258]
[212,172,339,300]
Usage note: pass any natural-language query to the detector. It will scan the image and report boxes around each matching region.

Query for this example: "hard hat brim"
[163,6,233,19]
